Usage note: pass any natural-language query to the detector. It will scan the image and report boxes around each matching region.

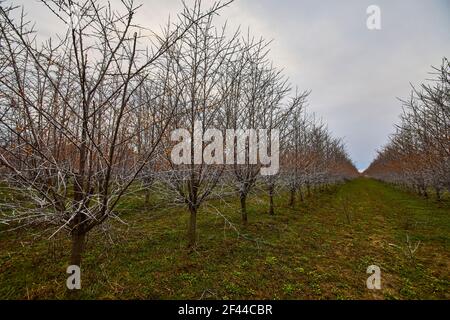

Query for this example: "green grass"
[0,178,449,299]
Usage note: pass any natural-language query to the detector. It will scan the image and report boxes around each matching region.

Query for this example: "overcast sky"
[6,0,450,171]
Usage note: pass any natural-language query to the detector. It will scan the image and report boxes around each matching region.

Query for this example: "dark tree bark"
[70,230,86,266]
[187,206,198,249]
[268,185,275,215]
[240,192,248,224]
[289,188,296,207]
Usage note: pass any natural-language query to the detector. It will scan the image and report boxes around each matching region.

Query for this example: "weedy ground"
[0,178,449,299]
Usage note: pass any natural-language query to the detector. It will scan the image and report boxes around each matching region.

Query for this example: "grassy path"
[0,178,449,299]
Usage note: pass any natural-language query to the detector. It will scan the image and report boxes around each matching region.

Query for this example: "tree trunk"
[435,187,441,201]
[269,185,275,215]
[145,189,150,207]
[240,192,248,224]
[299,187,304,202]
[419,184,428,198]
[289,188,295,207]
[187,206,197,249]
[70,231,86,266]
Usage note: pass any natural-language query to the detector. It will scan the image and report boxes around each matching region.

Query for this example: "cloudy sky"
[6,0,450,171]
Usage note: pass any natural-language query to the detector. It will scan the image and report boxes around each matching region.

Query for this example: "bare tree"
[365,58,449,198]
[154,4,240,248]
[0,0,232,265]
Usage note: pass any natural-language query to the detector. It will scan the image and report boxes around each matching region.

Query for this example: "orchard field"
[1,178,448,299]
[0,0,449,302]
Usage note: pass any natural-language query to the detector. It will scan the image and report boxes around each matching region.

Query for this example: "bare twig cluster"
[365,58,449,199]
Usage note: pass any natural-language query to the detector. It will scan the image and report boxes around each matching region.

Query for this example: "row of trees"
[365,58,449,199]
[0,0,357,266]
